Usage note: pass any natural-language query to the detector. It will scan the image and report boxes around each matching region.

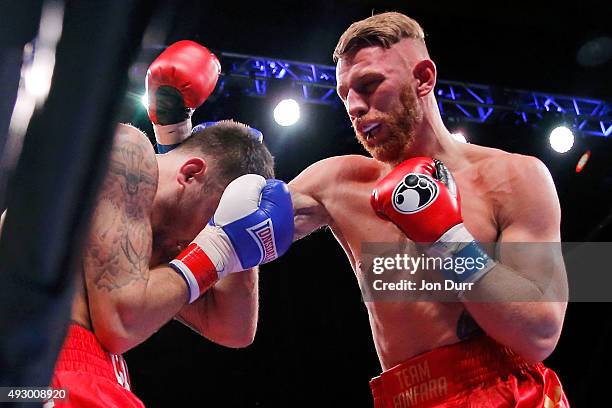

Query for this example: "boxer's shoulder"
[293,154,380,191]
[483,151,549,187]
[462,144,556,228]
[315,154,382,182]
[341,154,384,181]
[114,123,156,156]
[461,142,511,164]
[493,153,556,207]
[463,143,548,186]
[102,123,158,200]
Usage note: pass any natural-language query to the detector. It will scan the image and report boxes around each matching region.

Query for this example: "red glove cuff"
[169,243,218,303]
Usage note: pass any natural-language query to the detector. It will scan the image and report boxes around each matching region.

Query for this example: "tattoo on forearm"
[86,137,157,292]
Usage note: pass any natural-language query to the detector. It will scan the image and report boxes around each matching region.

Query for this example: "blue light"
[216,52,612,138]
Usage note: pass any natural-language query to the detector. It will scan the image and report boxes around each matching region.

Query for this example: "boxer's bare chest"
[327,161,499,271]
[324,158,502,368]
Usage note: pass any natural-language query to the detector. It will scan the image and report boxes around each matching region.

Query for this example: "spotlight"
[451,132,467,143]
[549,126,574,153]
[141,93,148,109]
[273,98,300,127]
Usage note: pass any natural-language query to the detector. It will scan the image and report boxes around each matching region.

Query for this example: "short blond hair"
[333,12,426,62]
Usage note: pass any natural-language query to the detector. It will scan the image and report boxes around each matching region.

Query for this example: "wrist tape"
[169,243,218,303]
[428,223,497,287]
[154,119,192,152]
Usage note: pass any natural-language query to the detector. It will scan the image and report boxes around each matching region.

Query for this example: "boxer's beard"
[356,84,422,164]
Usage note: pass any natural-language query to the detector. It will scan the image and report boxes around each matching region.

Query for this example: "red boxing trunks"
[370,335,568,408]
[46,323,145,408]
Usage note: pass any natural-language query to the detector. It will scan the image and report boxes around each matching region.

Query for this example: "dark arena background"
[0,1,610,407]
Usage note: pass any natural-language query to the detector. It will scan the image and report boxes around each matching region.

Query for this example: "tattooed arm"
[85,124,189,354]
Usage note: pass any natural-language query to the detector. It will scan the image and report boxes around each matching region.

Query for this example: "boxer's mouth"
[361,122,381,141]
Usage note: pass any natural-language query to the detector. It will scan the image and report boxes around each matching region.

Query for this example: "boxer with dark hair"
[150,120,276,265]
[289,12,568,407]
[44,41,294,408]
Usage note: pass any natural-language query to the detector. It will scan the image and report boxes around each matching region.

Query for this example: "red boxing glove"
[372,158,496,290]
[146,40,221,148]
[146,40,220,124]
[371,157,462,243]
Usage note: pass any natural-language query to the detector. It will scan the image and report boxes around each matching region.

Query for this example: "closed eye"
[338,73,384,100]
[359,78,383,94]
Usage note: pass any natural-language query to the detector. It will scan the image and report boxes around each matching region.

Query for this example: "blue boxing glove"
[169,174,293,303]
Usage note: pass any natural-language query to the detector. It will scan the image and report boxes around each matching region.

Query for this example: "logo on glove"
[247,219,277,263]
[391,173,439,214]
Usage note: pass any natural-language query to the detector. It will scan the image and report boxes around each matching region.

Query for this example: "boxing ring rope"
[0,0,156,393]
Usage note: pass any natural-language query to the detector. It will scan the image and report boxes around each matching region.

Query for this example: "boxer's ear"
[413,59,436,97]
[177,157,207,186]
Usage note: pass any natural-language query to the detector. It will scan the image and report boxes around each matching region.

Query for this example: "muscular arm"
[173,159,337,344]
[462,156,568,363]
[173,164,330,344]
[85,124,190,354]
[176,268,258,348]
[289,159,334,240]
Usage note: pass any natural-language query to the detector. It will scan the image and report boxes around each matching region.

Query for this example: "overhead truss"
[219,52,611,138]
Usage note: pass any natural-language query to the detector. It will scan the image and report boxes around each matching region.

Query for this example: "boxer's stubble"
[354,83,423,164]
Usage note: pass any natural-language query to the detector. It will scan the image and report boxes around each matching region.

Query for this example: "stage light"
[141,93,148,109]
[273,98,300,126]
[451,132,467,143]
[549,126,574,153]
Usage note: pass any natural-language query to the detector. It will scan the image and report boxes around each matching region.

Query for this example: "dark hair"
[333,12,426,62]
[176,120,275,188]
